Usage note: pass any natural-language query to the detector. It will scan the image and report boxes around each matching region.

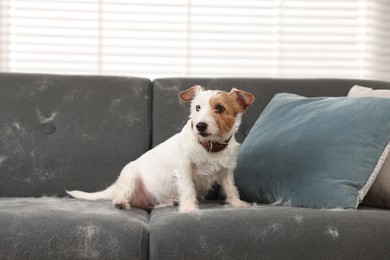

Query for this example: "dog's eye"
[196,105,201,111]
[215,104,225,114]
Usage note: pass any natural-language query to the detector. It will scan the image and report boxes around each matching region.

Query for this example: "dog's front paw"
[179,203,200,213]
[228,199,251,208]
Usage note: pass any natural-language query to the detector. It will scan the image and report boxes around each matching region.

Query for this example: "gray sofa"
[1,72,390,260]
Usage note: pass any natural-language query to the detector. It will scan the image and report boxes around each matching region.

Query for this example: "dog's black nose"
[196,122,208,132]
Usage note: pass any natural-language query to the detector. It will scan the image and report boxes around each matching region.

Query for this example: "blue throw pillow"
[235,93,390,209]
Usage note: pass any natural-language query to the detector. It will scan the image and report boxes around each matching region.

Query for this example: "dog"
[67,85,255,213]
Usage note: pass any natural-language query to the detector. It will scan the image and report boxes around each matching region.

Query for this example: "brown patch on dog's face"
[208,89,255,137]
[209,91,242,137]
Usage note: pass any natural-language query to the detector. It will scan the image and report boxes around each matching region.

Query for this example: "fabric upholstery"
[0,197,149,260]
[0,73,152,197]
[149,202,390,260]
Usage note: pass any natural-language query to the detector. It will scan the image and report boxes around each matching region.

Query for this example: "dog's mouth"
[199,132,211,137]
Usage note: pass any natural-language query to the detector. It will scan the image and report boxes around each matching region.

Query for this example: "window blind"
[0,0,9,71]
[364,0,390,81]
[0,0,388,80]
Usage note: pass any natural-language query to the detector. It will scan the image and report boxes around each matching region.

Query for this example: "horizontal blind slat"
[1,0,385,80]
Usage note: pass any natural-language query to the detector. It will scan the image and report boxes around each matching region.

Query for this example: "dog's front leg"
[176,164,199,213]
[220,169,251,208]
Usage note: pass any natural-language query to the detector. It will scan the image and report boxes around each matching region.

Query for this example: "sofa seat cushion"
[149,202,390,260]
[0,197,149,260]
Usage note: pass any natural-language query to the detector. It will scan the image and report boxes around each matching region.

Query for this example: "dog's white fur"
[67,85,255,213]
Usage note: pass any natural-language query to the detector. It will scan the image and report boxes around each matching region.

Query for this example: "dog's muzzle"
[191,121,231,152]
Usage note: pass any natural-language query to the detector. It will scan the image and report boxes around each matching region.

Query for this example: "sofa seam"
[147,219,157,260]
[138,221,147,260]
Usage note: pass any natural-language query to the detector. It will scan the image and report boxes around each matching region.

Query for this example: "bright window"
[0,0,389,80]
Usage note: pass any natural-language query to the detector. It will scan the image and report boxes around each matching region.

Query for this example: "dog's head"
[179,85,255,142]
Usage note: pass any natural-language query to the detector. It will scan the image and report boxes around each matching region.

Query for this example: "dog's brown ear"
[178,85,204,102]
[229,88,255,111]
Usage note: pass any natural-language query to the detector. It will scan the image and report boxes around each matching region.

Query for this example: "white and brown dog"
[67,85,255,213]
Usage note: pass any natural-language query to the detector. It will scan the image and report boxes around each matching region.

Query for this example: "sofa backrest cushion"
[152,78,390,147]
[0,73,152,197]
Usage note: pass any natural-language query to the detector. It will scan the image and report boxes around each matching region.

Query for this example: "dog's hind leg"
[112,184,131,210]
[111,163,138,210]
